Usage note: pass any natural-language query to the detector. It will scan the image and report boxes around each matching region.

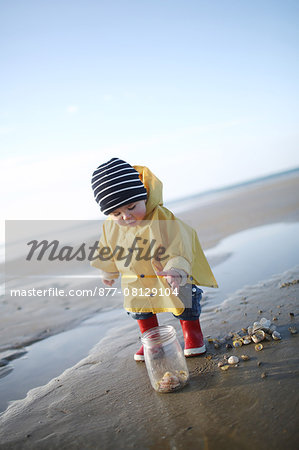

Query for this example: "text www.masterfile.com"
[8,287,123,297]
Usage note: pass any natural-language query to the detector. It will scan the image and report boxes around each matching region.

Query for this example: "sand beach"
[0,170,299,449]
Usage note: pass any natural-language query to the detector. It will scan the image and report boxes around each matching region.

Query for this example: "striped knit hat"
[91,158,148,215]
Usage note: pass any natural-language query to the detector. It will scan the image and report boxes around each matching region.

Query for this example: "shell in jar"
[177,370,188,382]
[157,372,181,392]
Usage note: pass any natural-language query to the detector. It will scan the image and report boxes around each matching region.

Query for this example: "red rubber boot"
[180,319,206,357]
[134,315,159,361]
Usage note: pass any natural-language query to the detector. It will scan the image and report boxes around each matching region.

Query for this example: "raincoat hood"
[133,165,163,217]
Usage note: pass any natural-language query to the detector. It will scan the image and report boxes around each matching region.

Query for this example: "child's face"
[109,200,147,226]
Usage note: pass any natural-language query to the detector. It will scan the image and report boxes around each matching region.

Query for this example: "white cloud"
[66,105,79,114]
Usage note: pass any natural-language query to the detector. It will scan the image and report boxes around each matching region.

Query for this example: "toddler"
[91,158,218,361]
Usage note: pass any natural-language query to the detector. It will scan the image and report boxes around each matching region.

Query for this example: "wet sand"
[0,171,299,449]
[0,268,298,449]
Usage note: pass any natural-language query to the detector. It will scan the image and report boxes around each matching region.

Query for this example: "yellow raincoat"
[91,166,218,315]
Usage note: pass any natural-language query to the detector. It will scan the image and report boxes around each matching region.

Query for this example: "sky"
[1,0,299,225]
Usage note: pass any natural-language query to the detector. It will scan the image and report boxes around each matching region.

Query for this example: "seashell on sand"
[253,322,263,333]
[241,354,250,361]
[228,356,239,365]
[233,339,243,348]
[272,331,281,340]
[269,324,277,333]
[251,330,266,343]
[259,318,271,331]
[255,343,263,351]
[260,318,271,328]
[247,326,254,336]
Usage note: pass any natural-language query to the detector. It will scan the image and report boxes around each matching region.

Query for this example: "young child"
[91,157,218,361]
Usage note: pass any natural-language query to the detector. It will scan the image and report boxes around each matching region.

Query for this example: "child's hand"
[155,269,181,291]
[102,279,115,286]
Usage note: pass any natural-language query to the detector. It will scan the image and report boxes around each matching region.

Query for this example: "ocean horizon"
[165,166,299,211]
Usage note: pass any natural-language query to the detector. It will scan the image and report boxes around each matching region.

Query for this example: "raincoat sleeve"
[90,222,120,276]
[163,257,191,276]
[163,258,190,286]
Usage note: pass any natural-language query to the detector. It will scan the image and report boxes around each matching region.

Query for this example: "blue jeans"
[128,285,203,321]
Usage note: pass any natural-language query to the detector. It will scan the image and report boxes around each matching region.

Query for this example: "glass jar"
[141,325,189,393]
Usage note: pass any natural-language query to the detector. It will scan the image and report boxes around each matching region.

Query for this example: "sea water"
[203,221,299,309]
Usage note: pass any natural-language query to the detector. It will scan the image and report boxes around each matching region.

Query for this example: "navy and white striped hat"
[91,158,147,215]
